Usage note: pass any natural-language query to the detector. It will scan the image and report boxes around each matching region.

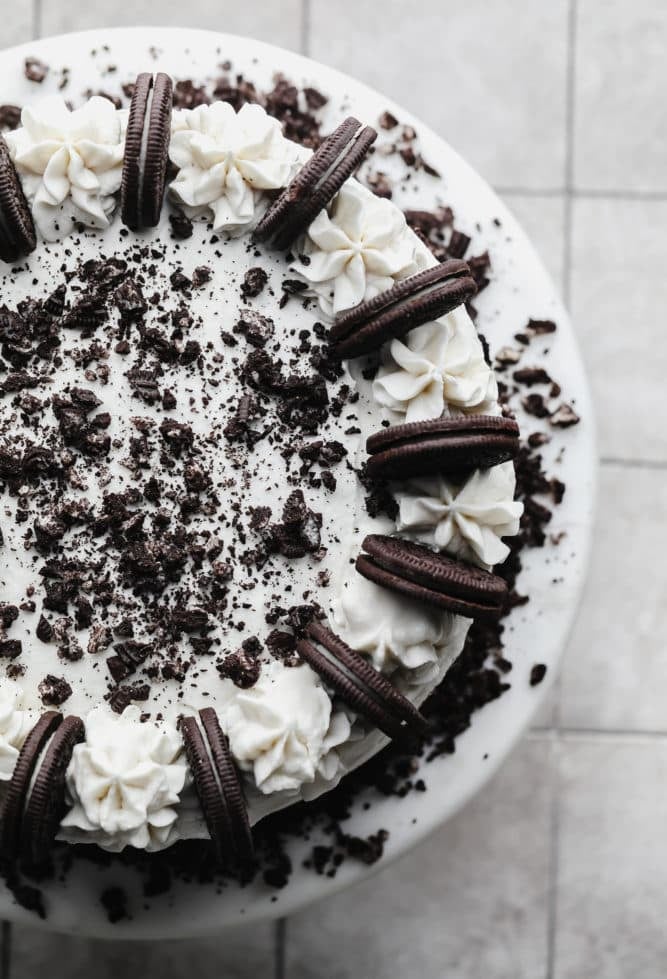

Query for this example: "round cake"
[0,55,524,879]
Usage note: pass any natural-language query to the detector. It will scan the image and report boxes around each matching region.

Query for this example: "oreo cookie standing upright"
[296,620,429,741]
[0,135,36,263]
[365,414,520,480]
[253,116,377,250]
[0,712,62,866]
[329,259,477,359]
[179,710,254,868]
[357,534,508,621]
[121,72,173,231]
[21,715,85,870]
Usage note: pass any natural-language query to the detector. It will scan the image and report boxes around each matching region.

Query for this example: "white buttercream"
[0,92,518,849]
[169,102,308,234]
[218,660,350,795]
[333,572,452,683]
[60,706,187,852]
[0,679,34,781]
[373,313,497,422]
[295,179,424,316]
[5,95,126,241]
[396,462,523,568]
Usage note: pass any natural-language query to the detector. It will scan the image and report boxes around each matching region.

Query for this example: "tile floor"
[1,0,664,975]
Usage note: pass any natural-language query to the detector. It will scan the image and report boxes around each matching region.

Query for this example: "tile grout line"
[546,2,577,976]
[494,186,667,201]
[274,917,287,979]
[530,726,667,742]
[32,0,42,40]
[300,0,311,57]
[600,455,667,471]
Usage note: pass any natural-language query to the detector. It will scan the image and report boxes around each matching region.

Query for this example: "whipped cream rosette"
[396,462,523,568]
[0,680,36,781]
[373,316,498,423]
[5,94,126,240]
[294,179,425,315]
[169,101,309,233]
[60,706,187,853]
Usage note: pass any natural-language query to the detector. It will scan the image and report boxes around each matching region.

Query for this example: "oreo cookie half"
[253,116,377,250]
[179,711,253,867]
[121,72,173,230]
[21,715,84,870]
[0,711,62,866]
[357,534,508,621]
[0,135,36,263]
[365,414,520,480]
[199,707,254,866]
[296,620,429,741]
[330,260,477,359]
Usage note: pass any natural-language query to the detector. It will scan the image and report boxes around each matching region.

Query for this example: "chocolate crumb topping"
[38,675,72,706]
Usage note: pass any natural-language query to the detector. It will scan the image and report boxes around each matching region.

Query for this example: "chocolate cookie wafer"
[253,116,377,250]
[199,707,254,865]
[179,712,253,867]
[0,712,62,865]
[121,72,173,230]
[330,259,477,359]
[366,414,520,480]
[21,715,84,870]
[0,135,36,263]
[296,620,429,741]
[357,534,507,621]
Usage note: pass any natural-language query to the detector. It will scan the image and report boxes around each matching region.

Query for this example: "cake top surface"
[0,50,526,869]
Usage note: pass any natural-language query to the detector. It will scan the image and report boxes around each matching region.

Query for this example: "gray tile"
[571,196,667,462]
[574,0,667,192]
[560,464,667,732]
[531,683,558,730]
[555,736,667,978]
[0,0,33,47]
[286,737,552,979]
[310,0,568,189]
[10,920,275,977]
[501,193,565,292]
[40,0,302,51]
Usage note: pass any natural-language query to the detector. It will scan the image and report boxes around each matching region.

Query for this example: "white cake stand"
[0,27,596,938]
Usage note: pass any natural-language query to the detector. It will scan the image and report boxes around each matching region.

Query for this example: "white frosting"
[60,706,187,852]
[169,102,308,234]
[396,462,523,568]
[5,95,126,241]
[295,179,423,316]
[0,680,34,781]
[0,94,518,850]
[333,572,451,683]
[218,660,350,795]
[373,313,497,422]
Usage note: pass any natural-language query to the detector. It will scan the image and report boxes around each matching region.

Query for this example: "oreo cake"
[0,72,523,871]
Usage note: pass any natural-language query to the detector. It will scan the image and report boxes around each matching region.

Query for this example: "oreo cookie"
[179,710,253,867]
[296,620,428,741]
[365,414,520,480]
[253,116,377,250]
[357,534,508,621]
[0,711,62,866]
[0,135,36,263]
[121,72,173,230]
[21,715,84,870]
[329,260,477,359]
